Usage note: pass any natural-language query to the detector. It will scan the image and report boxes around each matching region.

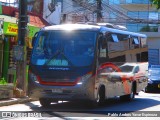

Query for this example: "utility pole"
[96,0,102,22]
[16,0,27,96]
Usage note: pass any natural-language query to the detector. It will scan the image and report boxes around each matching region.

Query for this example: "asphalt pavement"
[0,97,32,107]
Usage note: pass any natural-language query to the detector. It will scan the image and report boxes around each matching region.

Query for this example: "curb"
[0,97,32,107]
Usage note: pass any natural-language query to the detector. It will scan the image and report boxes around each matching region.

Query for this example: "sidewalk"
[0,97,32,107]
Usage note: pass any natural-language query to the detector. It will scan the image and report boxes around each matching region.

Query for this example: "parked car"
[151,65,160,68]
[145,68,160,93]
[100,62,148,95]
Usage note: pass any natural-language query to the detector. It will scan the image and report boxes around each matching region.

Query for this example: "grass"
[0,78,7,85]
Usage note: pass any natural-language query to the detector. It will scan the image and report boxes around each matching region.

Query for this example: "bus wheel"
[96,86,105,106]
[120,84,135,101]
[39,98,51,107]
[144,87,149,93]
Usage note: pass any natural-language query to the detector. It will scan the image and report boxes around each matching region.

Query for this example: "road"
[0,91,160,120]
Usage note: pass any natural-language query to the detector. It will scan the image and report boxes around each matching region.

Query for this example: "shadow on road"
[24,92,160,117]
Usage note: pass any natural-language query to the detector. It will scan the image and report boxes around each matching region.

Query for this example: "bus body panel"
[28,24,148,105]
[28,72,96,101]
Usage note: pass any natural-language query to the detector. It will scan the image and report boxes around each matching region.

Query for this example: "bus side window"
[32,32,38,47]
[98,35,108,64]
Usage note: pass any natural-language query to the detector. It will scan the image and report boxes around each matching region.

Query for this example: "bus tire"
[120,83,135,101]
[144,87,149,93]
[96,86,105,106]
[39,98,51,107]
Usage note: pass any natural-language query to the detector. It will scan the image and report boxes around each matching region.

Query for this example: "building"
[43,0,62,24]
[60,0,160,66]
[0,2,49,82]
[104,0,160,67]
[62,0,97,23]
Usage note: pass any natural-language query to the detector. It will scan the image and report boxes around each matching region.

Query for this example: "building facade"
[107,0,160,67]
[103,0,160,66]
[0,2,49,82]
[62,0,159,66]
[43,0,62,25]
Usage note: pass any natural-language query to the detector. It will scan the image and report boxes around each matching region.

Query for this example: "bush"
[0,78,7,85]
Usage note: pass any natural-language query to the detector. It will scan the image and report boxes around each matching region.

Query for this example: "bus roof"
[41,24,100,31]
[100,27,147,38]
[41,24,147,38]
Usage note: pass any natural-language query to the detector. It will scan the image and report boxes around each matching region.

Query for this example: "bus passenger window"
[102,67,114,73]
[36,32,48,51]
[133,37,139,45]
[37,36,44,50]
[111,34,119,42]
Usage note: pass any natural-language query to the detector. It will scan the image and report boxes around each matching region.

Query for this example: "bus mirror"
[32,37,36,47]
[32,32,38,47]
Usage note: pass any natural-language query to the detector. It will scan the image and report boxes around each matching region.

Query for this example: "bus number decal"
[48,59,69,66]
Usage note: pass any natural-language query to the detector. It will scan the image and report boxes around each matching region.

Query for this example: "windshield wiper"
[44,50,61,65]
[44,48,74,66]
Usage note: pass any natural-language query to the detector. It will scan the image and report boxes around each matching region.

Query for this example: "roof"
[0,15,33,26]
[100,26,147,38]
[42,24,100,31]
[29,14,49,28]
[1,5,49,28]
[41,24,147,38]
[0,15,17,23]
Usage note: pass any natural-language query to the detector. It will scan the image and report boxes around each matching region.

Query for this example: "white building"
[43,0,62,25]
[42,0,160,66]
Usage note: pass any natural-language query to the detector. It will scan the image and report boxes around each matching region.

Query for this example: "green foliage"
[0,78,7,85]
[140,25,158,32]
[150,0,160,9]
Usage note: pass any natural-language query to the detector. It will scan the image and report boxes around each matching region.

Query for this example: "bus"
[28,24,148,107]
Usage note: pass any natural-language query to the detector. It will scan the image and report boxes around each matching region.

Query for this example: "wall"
[148,38,160,66]
[0,40,3,77]
[43,1,62,25]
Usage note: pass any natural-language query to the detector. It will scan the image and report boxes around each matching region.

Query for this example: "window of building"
[139,12,148,19]
[128,11,138,19]
[109,12,117,21]
[109,0,120,4]
[127,23,138,32]
[126,0,132,3]
[127,11,159,20]
[87,0,95,4]
[127,23,158,32]
[149,12,158,20]
[126,0,149,4]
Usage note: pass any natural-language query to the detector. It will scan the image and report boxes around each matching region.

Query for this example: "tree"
[150,0,160,9]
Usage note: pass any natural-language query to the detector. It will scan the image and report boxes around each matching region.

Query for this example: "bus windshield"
[31,30,97,67]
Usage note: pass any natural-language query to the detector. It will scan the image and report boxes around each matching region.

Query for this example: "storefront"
[0,15,40,82]
[0,19,3,78]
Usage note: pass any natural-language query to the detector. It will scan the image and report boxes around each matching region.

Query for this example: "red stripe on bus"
[37,75,81,86]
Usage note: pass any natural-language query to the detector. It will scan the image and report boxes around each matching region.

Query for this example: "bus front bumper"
[28,79,95,101]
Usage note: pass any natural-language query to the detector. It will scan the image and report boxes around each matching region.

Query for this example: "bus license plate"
[52,89,62,93]
[158,84,160,88]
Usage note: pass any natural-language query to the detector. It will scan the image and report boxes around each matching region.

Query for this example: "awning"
[2,5,49,28]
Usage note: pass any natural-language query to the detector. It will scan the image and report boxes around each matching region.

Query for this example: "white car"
[100,62,148,94]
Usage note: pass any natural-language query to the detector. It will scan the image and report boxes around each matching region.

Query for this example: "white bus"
[28,24,148,107]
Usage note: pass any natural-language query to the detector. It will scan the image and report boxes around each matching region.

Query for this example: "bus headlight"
[77,73,92,85]
[148,79,153,84]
